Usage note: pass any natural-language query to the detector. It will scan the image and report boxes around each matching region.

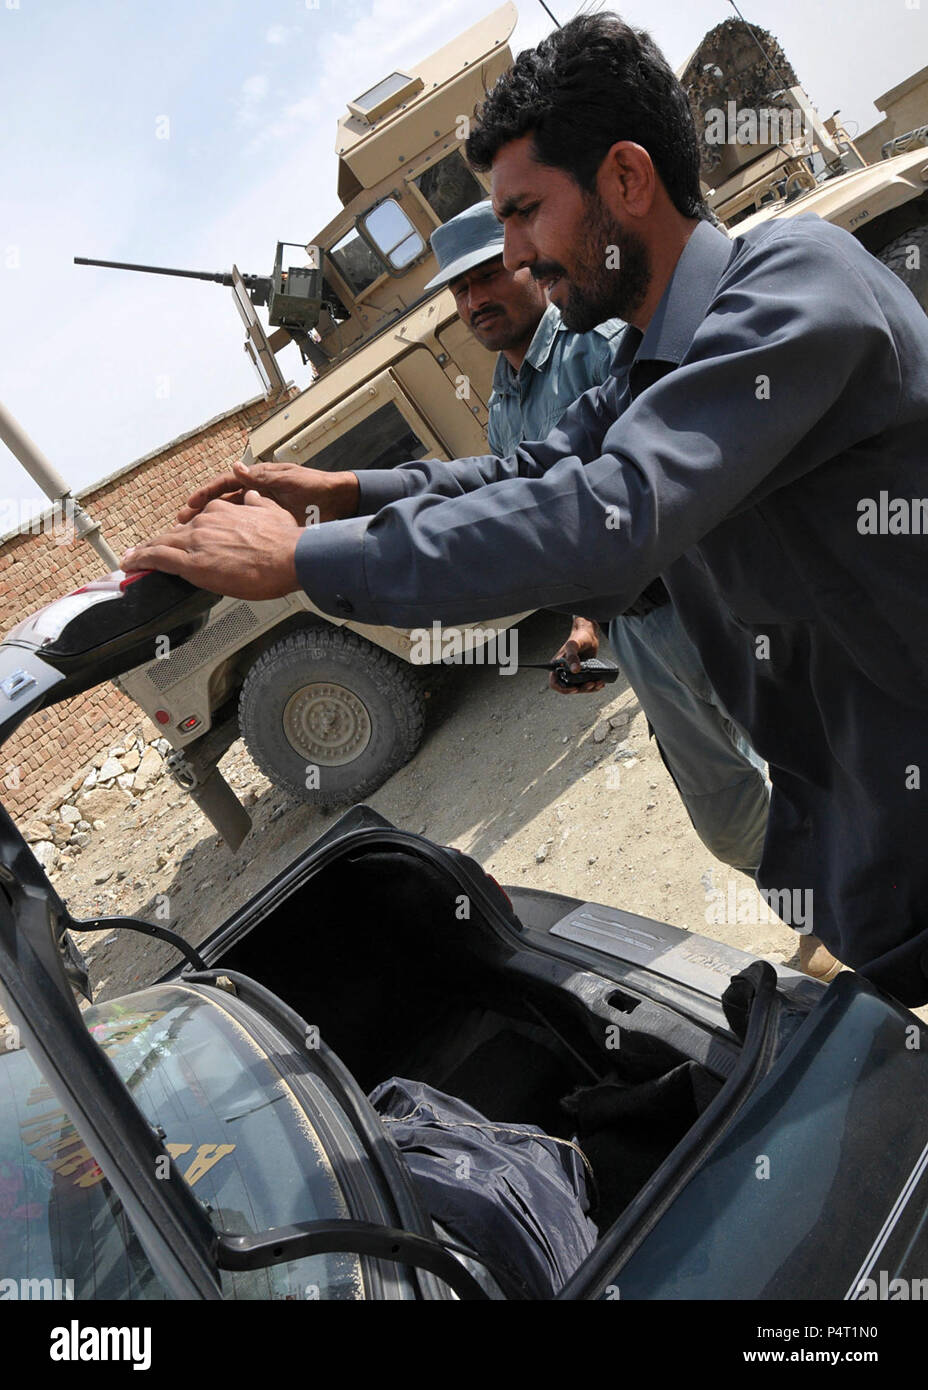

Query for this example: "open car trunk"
[207,833,734,1233]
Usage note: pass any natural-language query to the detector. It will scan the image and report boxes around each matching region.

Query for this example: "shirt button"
[334,595,354,616]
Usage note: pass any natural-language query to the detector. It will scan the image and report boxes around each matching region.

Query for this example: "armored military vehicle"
[108,4,527,845]
[679,17,928,309]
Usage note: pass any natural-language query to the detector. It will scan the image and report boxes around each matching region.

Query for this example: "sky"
[1,0,925,517]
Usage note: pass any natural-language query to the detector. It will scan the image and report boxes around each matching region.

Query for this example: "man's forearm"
[353,450,540,514]
[330,471,361,518]
[352,377,617,515]
[294,227,901,632]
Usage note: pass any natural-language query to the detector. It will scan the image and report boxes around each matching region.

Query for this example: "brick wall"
[0,393,292,817]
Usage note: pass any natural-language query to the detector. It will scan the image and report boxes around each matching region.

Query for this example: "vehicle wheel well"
[228,612,338,683]
[853,194,928,256]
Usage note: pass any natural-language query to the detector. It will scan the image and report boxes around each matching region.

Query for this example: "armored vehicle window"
[413,152,485,225]
[361,199,425,272]
[311,402,429,473]
[329,228,382,295]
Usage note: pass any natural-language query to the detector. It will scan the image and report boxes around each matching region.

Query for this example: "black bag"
[369,1077,597,1299]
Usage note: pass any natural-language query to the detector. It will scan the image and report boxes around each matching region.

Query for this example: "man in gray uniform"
[427,199,770,880]
[122,16,928,1001]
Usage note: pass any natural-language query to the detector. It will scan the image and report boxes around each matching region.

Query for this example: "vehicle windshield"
[310,401,430,473]
[329,227,383,295]
[360,200,425,272]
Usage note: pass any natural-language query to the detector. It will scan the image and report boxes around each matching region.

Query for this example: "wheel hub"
[282,682,372,766]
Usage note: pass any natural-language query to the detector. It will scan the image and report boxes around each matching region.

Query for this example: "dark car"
[0,572,925,1302]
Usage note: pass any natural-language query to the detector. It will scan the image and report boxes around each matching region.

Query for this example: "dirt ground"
[36,609,810,1003]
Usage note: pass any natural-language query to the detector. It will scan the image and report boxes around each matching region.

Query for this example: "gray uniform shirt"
[486,302,625,457]
[293,215,928,1002]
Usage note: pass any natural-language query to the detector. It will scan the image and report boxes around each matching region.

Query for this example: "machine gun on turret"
[74,242,329,382]
[75,256,274,302]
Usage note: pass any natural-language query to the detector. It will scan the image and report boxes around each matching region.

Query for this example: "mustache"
[530,262,566,282]
[471,306,504,325]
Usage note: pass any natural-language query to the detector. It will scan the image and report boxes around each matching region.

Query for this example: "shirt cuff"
[353,468,409,514]
[294,518,380,623]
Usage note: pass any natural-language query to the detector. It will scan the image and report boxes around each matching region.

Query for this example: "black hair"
[466,12,704,219]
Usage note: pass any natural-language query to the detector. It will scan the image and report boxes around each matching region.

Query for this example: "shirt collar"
[524,302,565,370]
[633,219,735,377]
[491,302,564,396]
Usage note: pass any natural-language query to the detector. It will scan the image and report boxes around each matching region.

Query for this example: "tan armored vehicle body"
[119,4,526,845]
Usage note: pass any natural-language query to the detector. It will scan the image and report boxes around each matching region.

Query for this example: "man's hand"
[122,492,302,600]
[177,459,360,526]
[549,616,605,694]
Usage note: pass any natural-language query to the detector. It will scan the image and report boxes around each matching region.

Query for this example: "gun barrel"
[74,257,236,286]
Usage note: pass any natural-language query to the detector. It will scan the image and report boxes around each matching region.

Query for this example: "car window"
[360,199,425,272]
[0,987,365,1300]
[0,1034,172,1299]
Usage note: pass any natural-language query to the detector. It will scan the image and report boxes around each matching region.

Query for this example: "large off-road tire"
[877,223,928,314]
[239,626,426,805]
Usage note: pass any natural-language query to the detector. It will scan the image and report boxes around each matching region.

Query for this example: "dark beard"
[560,201,651,332]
